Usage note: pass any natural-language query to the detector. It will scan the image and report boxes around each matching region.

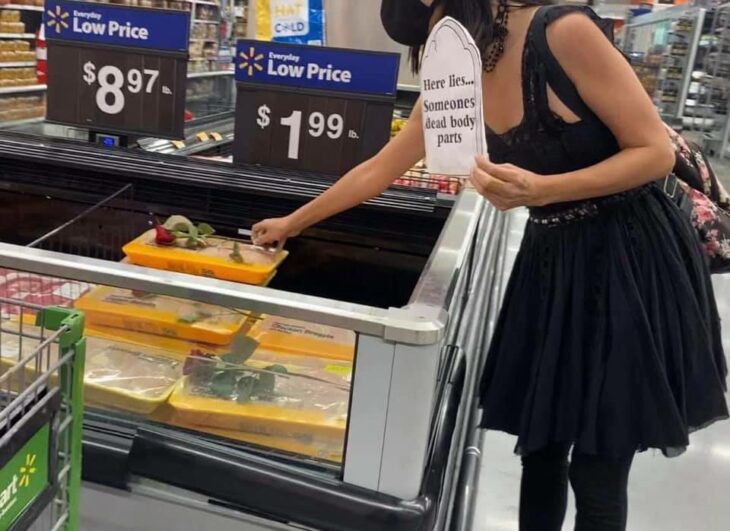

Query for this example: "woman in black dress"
[253,1,729,529]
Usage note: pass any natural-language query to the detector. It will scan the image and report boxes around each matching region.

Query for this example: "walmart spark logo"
[18,454,37,488]
[239,46,264,76]
[46,5,70,35]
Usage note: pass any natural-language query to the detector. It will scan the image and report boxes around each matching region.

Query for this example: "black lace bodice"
[486,5,620,178]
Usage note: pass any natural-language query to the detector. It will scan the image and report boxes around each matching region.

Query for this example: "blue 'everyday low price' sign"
[44,0,189,52]
[235,40,400,97]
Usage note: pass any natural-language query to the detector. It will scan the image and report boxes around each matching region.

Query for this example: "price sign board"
[45,0,189,139]
[233,40,399,175]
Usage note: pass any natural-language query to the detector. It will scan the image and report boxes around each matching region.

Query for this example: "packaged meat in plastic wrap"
[168,347,352,448]
[248,316,355,361]
[0,320,183,414]
[75,286,254,345]
[0,268,91,318]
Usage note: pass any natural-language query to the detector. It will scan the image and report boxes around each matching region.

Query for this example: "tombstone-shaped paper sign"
[421,17,487,176]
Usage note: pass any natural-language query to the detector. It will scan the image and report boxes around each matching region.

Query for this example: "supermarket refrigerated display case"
[0,132,508,530]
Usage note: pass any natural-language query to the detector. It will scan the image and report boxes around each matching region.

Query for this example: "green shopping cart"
[0,301,85,531]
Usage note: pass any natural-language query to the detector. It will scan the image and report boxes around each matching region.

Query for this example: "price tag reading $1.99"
[256,103,348,160]
[421,17,487,176]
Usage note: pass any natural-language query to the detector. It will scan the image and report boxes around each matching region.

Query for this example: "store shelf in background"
[191,0,219,6]
[0,61,34,67]
[187,70,233,79]
[0,33,34,39]
[194,19,218,24]
[0,83,45,95]
[0,5,43,12]
[190,38,218,42]
[0,116,43,127]
[186,94,211,103]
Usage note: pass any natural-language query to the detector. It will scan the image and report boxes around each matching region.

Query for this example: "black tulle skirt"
[480,184,729,458]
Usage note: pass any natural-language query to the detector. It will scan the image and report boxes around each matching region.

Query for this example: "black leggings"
[519,444,635,531]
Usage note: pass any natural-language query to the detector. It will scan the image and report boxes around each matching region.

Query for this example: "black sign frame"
[233,81,396,176]
[45,16,188,139]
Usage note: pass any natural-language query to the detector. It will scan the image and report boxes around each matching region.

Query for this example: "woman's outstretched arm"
[252,98,426,246]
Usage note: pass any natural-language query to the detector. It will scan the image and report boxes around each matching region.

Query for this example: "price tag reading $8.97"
[44,1,189,138]
[82,61,169,115]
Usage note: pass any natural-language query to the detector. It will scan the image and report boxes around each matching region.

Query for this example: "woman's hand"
[252,216,299,247]
[470,155,548,210]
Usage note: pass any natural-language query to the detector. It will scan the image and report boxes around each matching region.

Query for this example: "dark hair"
[410,0,553,73]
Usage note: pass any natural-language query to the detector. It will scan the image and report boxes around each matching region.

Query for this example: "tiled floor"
[472,196,730,531]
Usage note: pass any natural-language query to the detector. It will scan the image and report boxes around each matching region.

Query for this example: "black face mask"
[381,0,434,47]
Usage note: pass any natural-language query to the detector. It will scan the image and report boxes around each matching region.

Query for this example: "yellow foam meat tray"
[167,349,352,443]
[81,336,183,415]
[148,408,343,463]
[0,321,183,415]
[75,286,254,346]
[123,230,288,286]
[168,380,348,442]
[248,316,356,362]
[83,324,230,358]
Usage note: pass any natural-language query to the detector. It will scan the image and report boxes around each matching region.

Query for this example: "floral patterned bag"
[664,124,730,274]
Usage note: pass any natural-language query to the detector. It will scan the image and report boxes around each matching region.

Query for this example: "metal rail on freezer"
[0,132,438,213]
[0,188,486,345]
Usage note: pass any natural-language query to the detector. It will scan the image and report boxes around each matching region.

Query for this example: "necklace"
[485,1,510,72]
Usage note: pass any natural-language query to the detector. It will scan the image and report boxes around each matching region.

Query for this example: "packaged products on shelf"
[122,217,287,285]
[82,337,183,414]
[187,77,215,96]
[0,39,34,63]
[196,5,218,21]
[84,322,231,356]
[206,23,218,40]
[0,0,44,6]
[391,116,407,137]
[249,316,356,362]
[167,347,351,445]
[75,286,256,345]
[75,0,190,9]
[394,161,463,195]
[0,10,25,34]
[0,269,88,315]
[0,66,37,87]
[0,94,45,121]
[0,9,21,23]
[0,322,183,415]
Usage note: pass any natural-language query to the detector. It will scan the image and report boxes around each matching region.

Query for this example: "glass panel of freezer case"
[0,183,358,468]
[0,267,355,466]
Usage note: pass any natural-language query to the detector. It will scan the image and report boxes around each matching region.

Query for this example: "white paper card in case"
[421,17,487,177]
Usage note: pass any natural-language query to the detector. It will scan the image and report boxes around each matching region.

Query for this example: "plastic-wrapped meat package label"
[0,321,184,415]
[250,316,355,361]
[75,286,253,345]
[84,342,182,400]
[169,348,352,445]
[0,268,92,318]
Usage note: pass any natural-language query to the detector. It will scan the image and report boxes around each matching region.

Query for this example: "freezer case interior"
[0,179,446,471]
